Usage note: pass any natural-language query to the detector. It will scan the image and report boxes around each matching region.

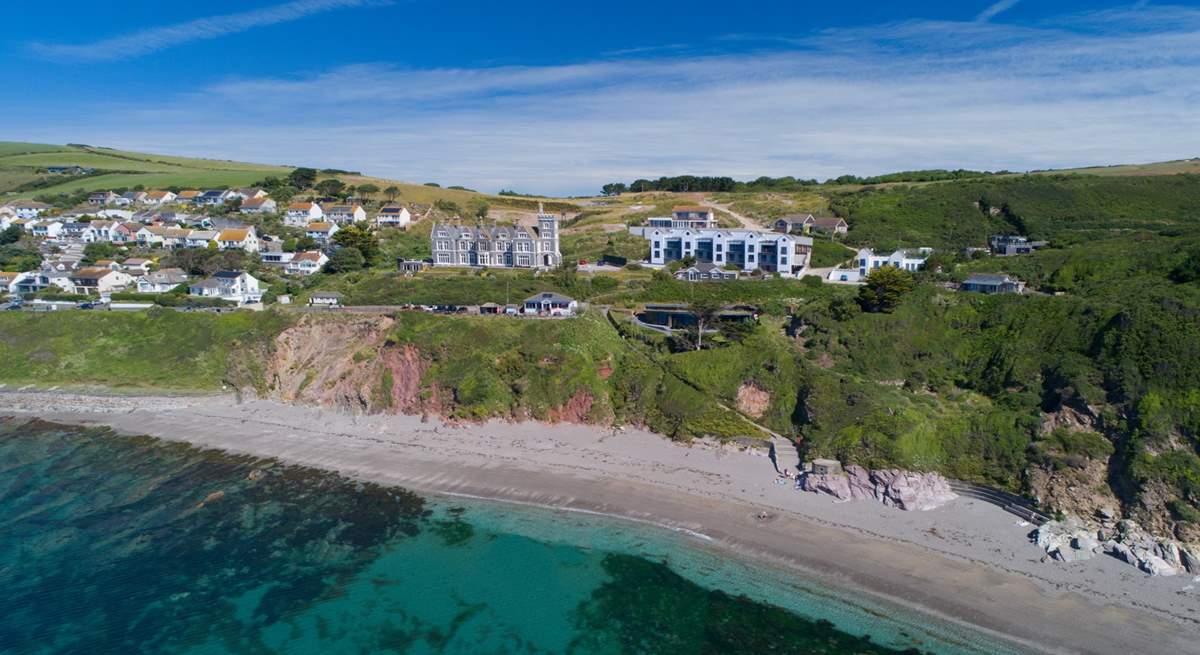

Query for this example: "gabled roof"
[777,213,815,225]
[288,202,316,211]
[306,222,335,232]
[243,197,274,207]
[177,190,201,199]
[524,291,575,304]
[378,204,408,214]
[146,191,174,200]
[217,228,252,241]
[292,251,326,262]
[325,204,362,214]
[214,270,246,279]
[964,273,1015,284]
[811,216,847,228]
[70,266,117,280]
[187,230,219,240]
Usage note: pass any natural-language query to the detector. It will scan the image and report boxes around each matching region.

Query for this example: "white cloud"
[976,0,1021,23]
[28,0,391,62]
[11,5,1200,195]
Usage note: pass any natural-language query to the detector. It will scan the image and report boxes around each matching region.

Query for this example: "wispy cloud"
[28,0,390,62]
[11,5,1200,195]
[976,0,1020,22]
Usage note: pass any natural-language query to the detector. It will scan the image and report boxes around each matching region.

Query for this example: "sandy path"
[3,391,1198,654]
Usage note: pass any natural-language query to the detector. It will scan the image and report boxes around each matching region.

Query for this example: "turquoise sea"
[0,419,1026,654]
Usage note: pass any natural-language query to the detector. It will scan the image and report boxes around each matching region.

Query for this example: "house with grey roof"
[431,212,561,269]
[961,273,1024,294]
[136,268,189,293]
[523,291,577,316]
[674,262,738,282]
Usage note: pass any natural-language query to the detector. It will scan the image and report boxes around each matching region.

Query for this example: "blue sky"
[3,0,1199,195]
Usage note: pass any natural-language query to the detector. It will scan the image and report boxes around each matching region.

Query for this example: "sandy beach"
[3,390,1198,654]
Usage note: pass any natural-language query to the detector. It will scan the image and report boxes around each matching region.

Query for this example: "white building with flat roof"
[631,226,813,277]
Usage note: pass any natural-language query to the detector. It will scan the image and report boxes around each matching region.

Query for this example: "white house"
[285,250,328,276]
[136,268,189,293]
[185,230,220,249]
[231,188,269,201]
[632,226,813,277]
[523,292,578,316]
[188,270,262,305]
[10,201,51,220]
[134,226,165,246]
[240,198,278,214]
[375,204,412,228]
[644,205,719,229]
[69,267,134,295]
[216,227,260,253]
[122,258,153,274]
[324,204,366,225]
[308,291,343,307]
[285,202,324,227]
[30,220,64,239]
[145,190,177,205]
[305,221,339,245]
[854,248,931,276]
[120,191,149,205]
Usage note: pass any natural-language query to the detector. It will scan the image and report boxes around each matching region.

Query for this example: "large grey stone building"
[431,214,561,269]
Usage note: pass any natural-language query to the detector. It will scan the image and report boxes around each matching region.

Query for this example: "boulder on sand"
[798,465,957,510]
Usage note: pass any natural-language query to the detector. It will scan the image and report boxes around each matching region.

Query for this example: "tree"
[475,203,490,219]
[1171,248,1200,283]
[0,226,22,245]
[325,246,365,273]
[358,183,380,200]
[82,242,118,263]
[384,185,400,202]
[315,178,346,197]
[288,167,318,189]
[601,182,627,196]
[332,224,380,265]
[688,299,724,351]
[857,266,914,313]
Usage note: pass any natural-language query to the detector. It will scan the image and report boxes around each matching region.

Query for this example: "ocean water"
[0,419,1025,655]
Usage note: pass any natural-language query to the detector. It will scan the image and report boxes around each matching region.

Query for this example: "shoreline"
[2,391,1198,654]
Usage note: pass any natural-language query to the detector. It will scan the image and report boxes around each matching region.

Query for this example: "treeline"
[601,169,1010,195]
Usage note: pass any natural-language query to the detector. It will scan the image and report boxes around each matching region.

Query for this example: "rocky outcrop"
[1034,515,1200,576]
[735,383,771,419]
[798,464,957,511]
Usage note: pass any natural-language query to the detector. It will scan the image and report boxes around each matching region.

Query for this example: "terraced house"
[430,213,561,269]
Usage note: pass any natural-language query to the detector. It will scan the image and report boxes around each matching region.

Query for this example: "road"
[699,199,762,230]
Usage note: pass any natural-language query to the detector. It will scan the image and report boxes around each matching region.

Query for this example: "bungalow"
[60,222,94,241]
[375,204,412,228]
[31,220,64,239]
[305,221,339,245]
[285,202,324,227]
[397,258,431,274]
[523,292,578,316]
[217,227,260,253]
[88,191,119,206]
[961,273,1024,294]
[674,262,738,282]
[95,208,134,221]
[176,190,202,203]
[136,268,189,293]
[854,247,931,276]
[122,258,153,274]
[479,302,503,315]
[10,201,51,220]
[69,267,134,295]
[308,291,343,308]
[188,270,262,305]
[324,204,367,225]
[807,216,849,235]
[185,230,219,249]
[773,214,814,234]
[285,250,329,276]
[196,190,233,206]
[93,259,121,271]
[240,197,278,214]
[145,190,177,205]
